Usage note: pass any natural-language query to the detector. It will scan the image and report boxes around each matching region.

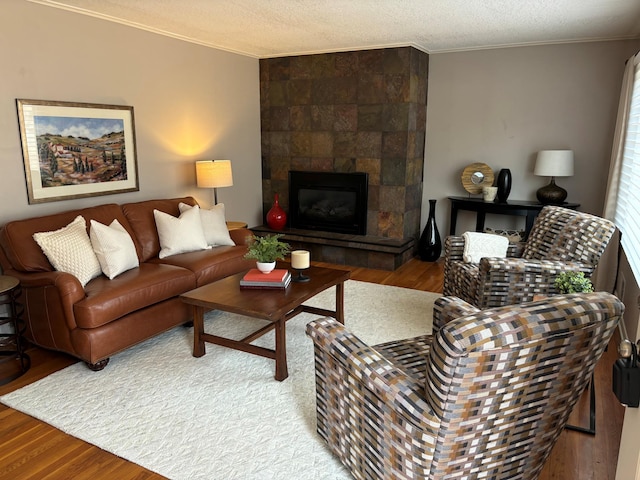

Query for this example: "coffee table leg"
[274,317,288,381]
[336,282,345,324]
[192,306,206,358]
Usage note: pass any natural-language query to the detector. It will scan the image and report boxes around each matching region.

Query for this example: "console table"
[448,196,580,238]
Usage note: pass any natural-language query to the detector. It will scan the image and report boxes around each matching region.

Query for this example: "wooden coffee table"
[180,265,350,381]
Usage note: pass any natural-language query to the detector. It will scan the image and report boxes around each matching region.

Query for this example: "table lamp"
[196,160,233,205]
[534,150,574,205]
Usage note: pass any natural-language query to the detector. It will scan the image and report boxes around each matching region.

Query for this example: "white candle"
[291,250,310,269]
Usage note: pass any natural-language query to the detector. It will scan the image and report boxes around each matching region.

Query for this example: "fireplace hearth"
[289,171,368,235]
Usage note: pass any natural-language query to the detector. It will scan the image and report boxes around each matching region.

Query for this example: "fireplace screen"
[289,171,368,235]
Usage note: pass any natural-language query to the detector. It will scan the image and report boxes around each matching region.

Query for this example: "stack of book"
[240,269,292,289]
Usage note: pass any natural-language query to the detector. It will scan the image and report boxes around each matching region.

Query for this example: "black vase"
[496,168,512,203]
[418,199,442,262]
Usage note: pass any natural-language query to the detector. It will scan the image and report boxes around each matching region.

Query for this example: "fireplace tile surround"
[259,47,428,270]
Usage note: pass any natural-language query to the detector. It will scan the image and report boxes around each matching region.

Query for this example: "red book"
[242,269,289,283]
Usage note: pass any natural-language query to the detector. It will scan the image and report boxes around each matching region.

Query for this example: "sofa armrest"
[306,317,438,431]
[432,296,479,334]
[229,228,253,246]
[1,268,85,353]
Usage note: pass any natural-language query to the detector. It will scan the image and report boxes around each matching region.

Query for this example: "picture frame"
[16,99,139,204]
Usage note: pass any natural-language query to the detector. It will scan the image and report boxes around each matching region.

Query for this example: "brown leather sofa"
[0,197,254,370]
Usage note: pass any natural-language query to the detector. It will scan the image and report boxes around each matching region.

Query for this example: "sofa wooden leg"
[86,358,109,371]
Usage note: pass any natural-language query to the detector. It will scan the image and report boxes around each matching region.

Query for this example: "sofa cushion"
[90,219,139,279]
[152,246,253,287]
[0,204,136,273]
[75,263,196,329]
[122,197,197,262]
[33,215,102,287]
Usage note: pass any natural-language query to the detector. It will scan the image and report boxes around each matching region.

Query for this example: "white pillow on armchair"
[462,231,509,263]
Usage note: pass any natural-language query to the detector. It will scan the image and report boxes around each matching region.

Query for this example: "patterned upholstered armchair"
[443,206,616,308]
[306,292,623,480]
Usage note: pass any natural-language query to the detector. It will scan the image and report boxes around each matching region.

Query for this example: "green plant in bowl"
[244,234,291,263]
[554,271,594,294]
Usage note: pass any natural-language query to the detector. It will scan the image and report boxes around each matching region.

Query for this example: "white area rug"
[1,280,438,480]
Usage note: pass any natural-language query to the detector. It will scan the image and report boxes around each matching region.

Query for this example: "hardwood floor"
[0,258,624,479]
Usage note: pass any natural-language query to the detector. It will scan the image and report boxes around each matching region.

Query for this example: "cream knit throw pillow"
[33,215,102,287]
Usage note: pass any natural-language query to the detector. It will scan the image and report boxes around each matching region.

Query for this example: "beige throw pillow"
[90,219,139,279]
[154,206,209,259]
[179,202,235,247]
[33,215,102,287]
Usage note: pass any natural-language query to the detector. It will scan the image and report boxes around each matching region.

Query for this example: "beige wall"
[0,0,263,227]
[424,40,640,236]
[3,1,640,256]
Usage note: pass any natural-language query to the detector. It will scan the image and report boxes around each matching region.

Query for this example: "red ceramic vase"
[266,193,287,230]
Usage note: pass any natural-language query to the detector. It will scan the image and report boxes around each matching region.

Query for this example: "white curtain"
[603,52,640,219]
[596,52,639,292]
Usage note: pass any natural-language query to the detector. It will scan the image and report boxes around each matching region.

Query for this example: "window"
[616,57,640,281]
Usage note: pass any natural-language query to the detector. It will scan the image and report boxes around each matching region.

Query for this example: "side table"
[0,275,30,385]
[226,221,248,230]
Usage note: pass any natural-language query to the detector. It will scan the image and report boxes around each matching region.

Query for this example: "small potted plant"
[244,234,291,273]
[554,271,594,294]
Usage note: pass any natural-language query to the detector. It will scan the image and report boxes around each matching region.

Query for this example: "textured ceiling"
[30,0,640,58]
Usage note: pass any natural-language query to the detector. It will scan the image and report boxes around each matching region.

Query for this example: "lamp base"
[536,177,567,205]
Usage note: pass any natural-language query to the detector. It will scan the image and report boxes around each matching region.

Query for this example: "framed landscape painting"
[17,99,139,204]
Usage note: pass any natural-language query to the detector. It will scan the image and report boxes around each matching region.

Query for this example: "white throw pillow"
[33,215,102,287]
[179,202,235,247]
[90,219,139,279]
[154,206,209,259]
[462,231,509,263]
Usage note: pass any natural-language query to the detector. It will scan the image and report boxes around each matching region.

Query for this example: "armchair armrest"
[444,235,522,297]
[306,317,438,431]
[475,257,593,307]
[432,296,480,333]
[444,236,465,262]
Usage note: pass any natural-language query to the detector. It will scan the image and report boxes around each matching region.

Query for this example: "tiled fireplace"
[258,46,428,270]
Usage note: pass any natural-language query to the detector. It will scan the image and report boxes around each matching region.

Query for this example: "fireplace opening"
[289,171,368,235]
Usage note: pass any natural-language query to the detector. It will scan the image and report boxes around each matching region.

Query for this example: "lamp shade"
[195,160,233,188]
[534,150,574,177]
